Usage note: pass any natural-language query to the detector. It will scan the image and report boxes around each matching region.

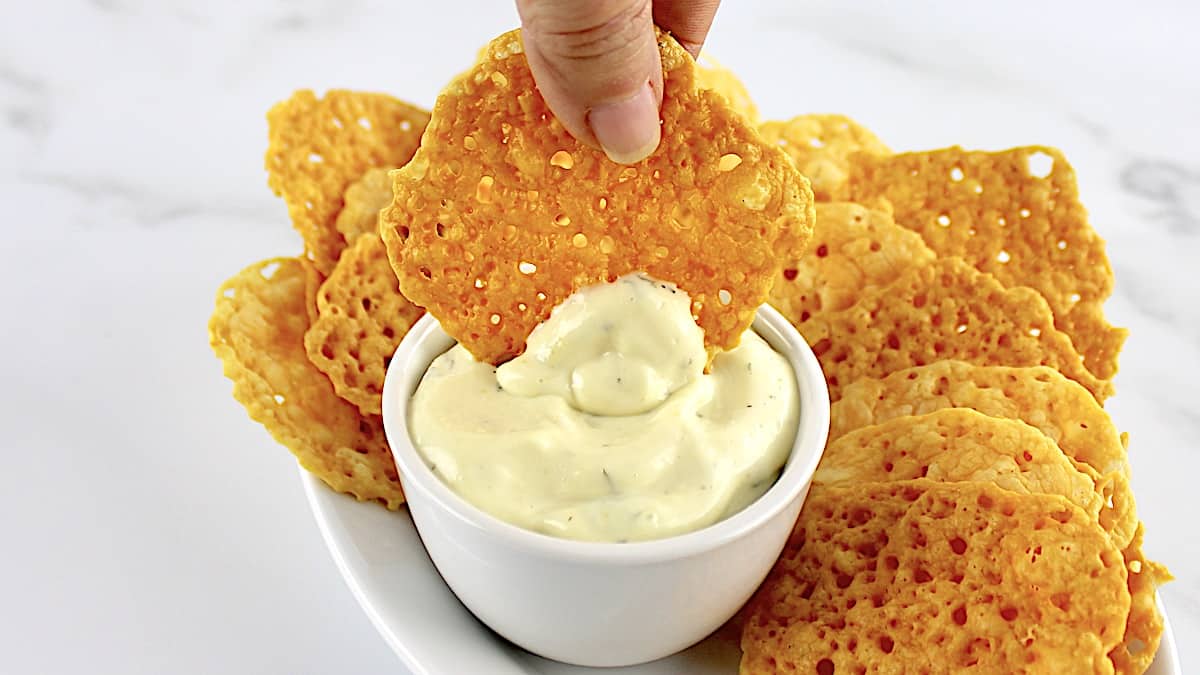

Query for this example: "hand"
[517,0,721,164]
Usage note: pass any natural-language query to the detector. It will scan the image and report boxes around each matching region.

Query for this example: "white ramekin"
[381,304,829,667]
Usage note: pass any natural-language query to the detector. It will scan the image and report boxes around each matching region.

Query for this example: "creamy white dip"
[408,274,799,542]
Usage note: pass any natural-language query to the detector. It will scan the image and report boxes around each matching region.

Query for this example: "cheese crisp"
[838,146,1125,380]
[769,202,935,326]
[741,481,1130,674]
[266,91,429,275]
[379,29,813,364]
[800,257,1112,403]
[816,409,1104,521]
[759,114,890,200]
[209,258,405,509]
[304,233,424,416]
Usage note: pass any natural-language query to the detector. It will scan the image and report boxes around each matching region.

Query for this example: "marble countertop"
[1,1,1196,672]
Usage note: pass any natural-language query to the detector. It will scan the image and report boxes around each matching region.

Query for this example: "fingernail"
[587,83,661,164]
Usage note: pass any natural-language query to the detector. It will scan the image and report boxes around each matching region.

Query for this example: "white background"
[1,1,1197,673]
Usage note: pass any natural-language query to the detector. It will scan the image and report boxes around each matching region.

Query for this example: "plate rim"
[301,470,1182,675]
[303,473,438,675]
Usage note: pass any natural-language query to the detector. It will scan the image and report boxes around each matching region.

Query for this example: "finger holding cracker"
[380,28,813,365]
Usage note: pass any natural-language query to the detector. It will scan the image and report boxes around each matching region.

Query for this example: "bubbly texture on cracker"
[831,360,1134,547]
[380,29,814,365]
[824,361,1164,673]
[817,408,1104,520]
[769,202,935,326]
[266,90,429,275]
[209,257,405,509]
[830,361,1127,474]
[304,233,425,416]
[741,481,1130,674]
[759,114,890,200]
[837,146,1125,381]
[800,257,1112,403]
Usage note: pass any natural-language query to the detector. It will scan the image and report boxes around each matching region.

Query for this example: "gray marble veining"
[0,1,1195,672]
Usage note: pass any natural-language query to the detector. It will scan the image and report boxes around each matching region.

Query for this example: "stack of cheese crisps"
[745,116,1170,672]
[209,91,431,510]
[206,31,1169,674]
[210,39,815,509]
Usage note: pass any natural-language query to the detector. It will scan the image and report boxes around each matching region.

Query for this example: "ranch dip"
[407,274,799,542]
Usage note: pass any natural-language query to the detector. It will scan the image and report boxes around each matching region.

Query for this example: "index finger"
[652,0,722,58]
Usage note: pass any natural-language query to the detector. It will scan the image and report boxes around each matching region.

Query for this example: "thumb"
[517,0,663,164]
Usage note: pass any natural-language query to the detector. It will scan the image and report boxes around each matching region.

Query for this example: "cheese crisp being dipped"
[379,29,813,542]
[409,275,799,542]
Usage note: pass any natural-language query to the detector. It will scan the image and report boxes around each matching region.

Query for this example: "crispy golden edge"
[759,114,890,200]
[740,481,1130,673]
[838,145,1125,380]
[304,233,424,416]
[800,258,1113,403]
[266,90,429,275]
[209,257,404,509]
[381,29,813,364]
[694,53,760,123]
[300,258,323,326]
[769,201,936,326]
[1110,524,1170,675]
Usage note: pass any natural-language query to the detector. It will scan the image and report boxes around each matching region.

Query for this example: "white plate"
[302,471,1181,675]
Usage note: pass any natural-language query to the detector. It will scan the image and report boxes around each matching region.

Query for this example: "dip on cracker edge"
[406,274,800,542]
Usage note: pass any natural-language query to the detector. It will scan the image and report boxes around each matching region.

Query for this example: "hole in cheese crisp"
[719,153,743,172]
[266,90,429,275]
[550,150,574,169]
[837,146,1124,381]
[304,233,424,416]
[1027,151,1054,178]
[208,257,404,509]
[739,481,1129,673]
[380,29,813,365]
[1111,525,1171,675]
